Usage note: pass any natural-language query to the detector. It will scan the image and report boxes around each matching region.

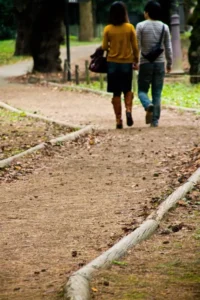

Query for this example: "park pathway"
[0,46,200,300]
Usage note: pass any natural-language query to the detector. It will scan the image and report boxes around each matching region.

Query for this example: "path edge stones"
[0,101,94,168]
[64,167,200,300]
[0,101,83,129]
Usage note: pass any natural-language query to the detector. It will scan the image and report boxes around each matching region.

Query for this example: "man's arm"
[136,23,141,51]
[164,25,173,73]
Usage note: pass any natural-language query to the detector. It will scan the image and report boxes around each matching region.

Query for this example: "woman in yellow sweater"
[101,1,139,129]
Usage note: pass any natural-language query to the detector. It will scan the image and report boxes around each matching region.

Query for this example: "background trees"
[0,0,199,80]
[95,0,146,25]
[0,0,15,39]
[14,0,64,72]
[14,0,32,55]
[79,1,93,41]
[188,0,200,83]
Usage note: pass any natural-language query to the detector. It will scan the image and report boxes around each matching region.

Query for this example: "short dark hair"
[109,1,129,26]
[144,1,161,20]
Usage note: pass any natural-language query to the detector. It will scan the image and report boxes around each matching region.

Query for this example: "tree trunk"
[79,1,93,41]
[14,0,64,73]
[14,18,32,56]
[188,0,200,83]
[14,1,32,55]
[31,1,64,73]
[158,0,171,26]
[92,0,97,38]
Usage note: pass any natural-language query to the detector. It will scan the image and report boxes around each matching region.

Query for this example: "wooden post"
[170,14,183,73]
[63,59,68,82]
[75,65,79,85]
[85,60,90,84]
[99,74,104,90]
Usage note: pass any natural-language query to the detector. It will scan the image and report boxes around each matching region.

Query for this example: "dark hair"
[144,1,161,20]
[109,1,129,26]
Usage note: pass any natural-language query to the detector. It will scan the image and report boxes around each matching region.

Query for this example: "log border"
[64,168,200,300]
[0,125,93,169]
[0,101,93,168]
[0,101,83,129]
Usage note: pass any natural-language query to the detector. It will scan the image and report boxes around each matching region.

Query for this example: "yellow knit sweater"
[102,23,139,64]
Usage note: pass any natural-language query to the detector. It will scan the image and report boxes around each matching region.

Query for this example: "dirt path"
[0,49,200,299]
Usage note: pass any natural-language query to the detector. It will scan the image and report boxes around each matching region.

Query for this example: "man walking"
[136,1,172,127]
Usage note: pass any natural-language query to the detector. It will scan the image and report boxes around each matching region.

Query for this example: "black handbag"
[142,25,165,63]
[89,48,107,74]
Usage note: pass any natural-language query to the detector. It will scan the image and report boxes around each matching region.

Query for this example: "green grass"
[0,107,26,122]
[162,81,200,109]
[79,79,200,110]
[0,40,29,66]
[66,35,101,46]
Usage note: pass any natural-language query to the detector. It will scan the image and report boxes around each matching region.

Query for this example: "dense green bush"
[0,0,16,39]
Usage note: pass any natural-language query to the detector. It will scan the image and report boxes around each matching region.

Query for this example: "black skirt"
[107,62,133,94]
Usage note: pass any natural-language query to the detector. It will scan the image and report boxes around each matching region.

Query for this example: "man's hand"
[166,66,172,73]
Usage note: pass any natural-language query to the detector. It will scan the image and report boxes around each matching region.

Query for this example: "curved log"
[0,101,82,129]
[64,220,158,299]
[64,166,200,299]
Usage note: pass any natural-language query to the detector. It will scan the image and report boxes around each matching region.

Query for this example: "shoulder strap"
[158,25,165,46]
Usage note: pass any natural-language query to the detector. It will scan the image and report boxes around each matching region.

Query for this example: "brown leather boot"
[124,91,134,126]
[111,96,123,129]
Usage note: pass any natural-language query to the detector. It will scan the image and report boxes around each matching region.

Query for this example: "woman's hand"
[132,63,139,70]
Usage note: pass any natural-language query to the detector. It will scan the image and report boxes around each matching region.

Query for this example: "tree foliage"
[0,0,16,39]
[79,1,93,41]
[95,0,147,24]
[188,0,200,83]
[0,0,198,75]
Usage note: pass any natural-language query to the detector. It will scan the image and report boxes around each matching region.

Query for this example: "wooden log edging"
[0,125,93,169]
[0,101,83,129]
[64,167,200,300]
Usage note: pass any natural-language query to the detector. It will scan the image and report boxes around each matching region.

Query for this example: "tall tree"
[188,0,200,83]
[14,0,32,55]
[31,0,64,72]
[79,0,93,41]
[14,0,64,72]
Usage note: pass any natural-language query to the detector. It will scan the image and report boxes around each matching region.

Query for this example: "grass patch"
[193,229,200,240]
[79,78,200,110]
[0,107,26,122]
[0,40,29,66]
[162,81,200,109]
[79,80,107,92]
[65,36,101,47]
[112,260,128,266]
